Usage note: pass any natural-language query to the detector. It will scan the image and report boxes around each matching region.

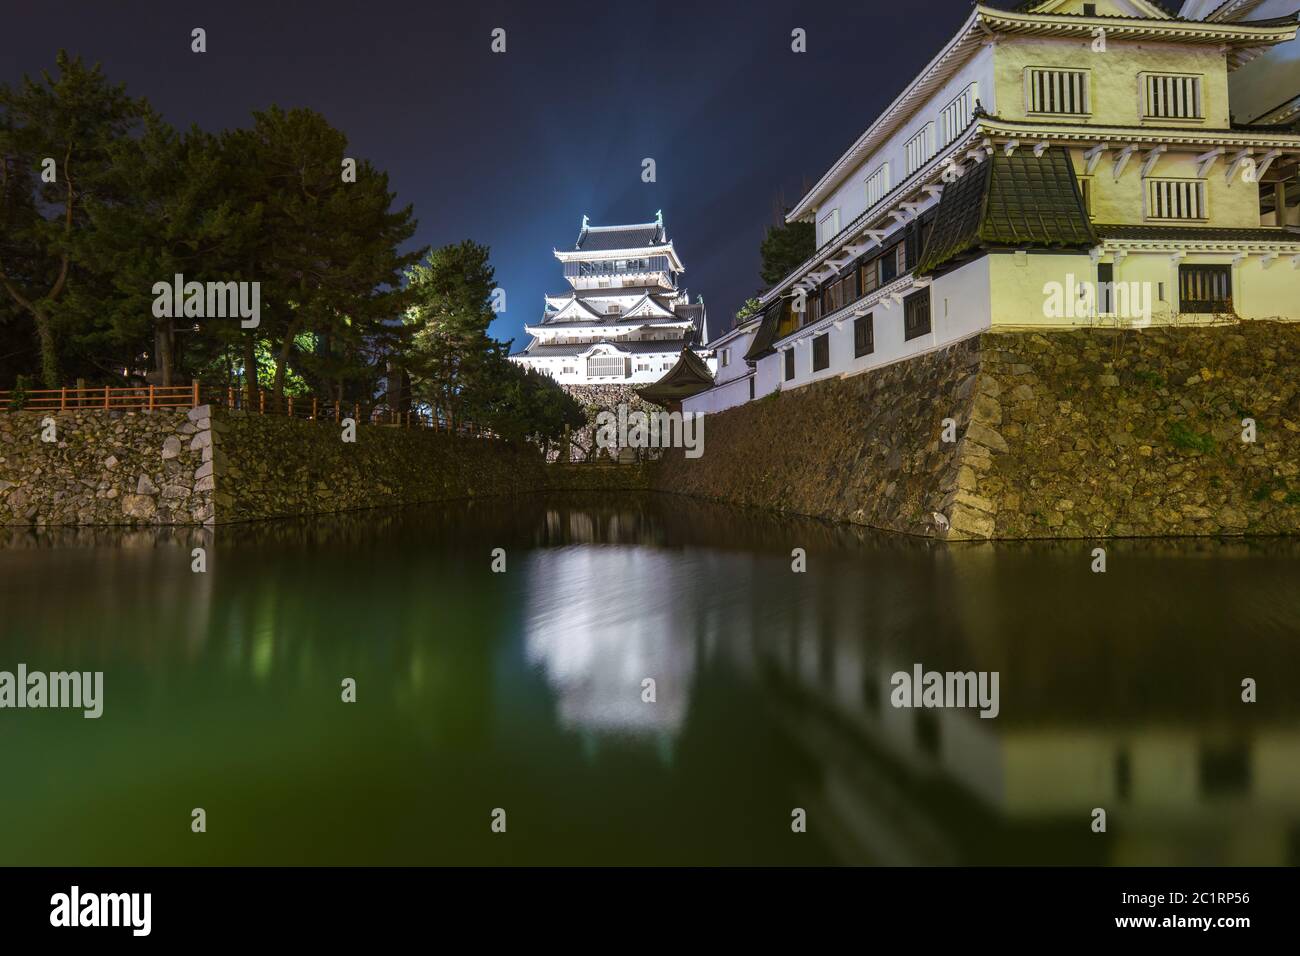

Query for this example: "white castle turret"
[508,212,712,385]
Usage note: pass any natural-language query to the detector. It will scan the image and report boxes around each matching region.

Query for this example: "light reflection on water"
[0,494,1297,865]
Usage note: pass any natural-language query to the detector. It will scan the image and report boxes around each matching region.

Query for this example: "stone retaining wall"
[0,403,649,526]
[1,407,215,527]
[653,322,1300,539]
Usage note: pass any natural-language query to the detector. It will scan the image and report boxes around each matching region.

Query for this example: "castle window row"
[1021,67,1203,121]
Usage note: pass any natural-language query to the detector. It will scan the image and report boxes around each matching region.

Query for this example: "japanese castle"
[508,212,712,386]
[688,0,1300,415]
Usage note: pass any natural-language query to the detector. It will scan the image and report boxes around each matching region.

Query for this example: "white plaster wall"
[994,36,1233,129]
[985,249,1300,326]
[711,325,758,386]
[763,258,993,395]
[683,373,756,415]
[813,45,996,250]
[1067,146,1265,229]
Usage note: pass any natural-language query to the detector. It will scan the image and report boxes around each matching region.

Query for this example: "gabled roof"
[521,338,689,357]
[546,297,606,323]
[917,147,1096,275]
[575,220,666,251]
[621,292,678,320]
[635,348,715,406]
[785,3,1297,223]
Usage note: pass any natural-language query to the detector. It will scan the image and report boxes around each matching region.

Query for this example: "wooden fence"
[0,382,200,411]
[0,380,490,437]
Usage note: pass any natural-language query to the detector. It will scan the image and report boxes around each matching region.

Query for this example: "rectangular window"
[562,366,575,374]
[1025,68,1090,116]
[904,288,932,341]
[939,83,978,146]
[865,164,890,208]
[749,377,755,400]
[860,257,880,296]
[1147,179,1207,221]
[880,245,899,284]
[1097,262,1113,315]
[812,333,830,372]
[1178,264,1232,313]
[783,349,795,381]
[587,355,626,377]
[1142,73,1203,120]
[818,208,841,245]
[854,313,874,358]
[720,348,730,368]
[905,124,936,176]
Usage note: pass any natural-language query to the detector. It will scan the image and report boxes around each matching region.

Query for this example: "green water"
[1,493,1297,866]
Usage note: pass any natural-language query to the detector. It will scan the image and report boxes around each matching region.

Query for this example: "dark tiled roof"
[982,113,1300,135]
[673,302,706,324]
[575,223,664,251]
[1096,224,1300,243]
[521,338,688,357]
[538,313,690,328]
[917,146,1096,276]
[550,286,667,299]
[991,0,1185,16]
[743,299,784,362]
[635,348,715,406]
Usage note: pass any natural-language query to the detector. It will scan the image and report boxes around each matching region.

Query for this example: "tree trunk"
[273,322,301,397]
[155,319,175,387]
[33,308,59,389]
[243,334,258,408]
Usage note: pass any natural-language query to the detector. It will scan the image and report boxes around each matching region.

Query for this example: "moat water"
[1,493,1297,865]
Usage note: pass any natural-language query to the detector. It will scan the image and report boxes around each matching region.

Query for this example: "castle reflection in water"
[2,494,1297,865]
[517,497,1300,866]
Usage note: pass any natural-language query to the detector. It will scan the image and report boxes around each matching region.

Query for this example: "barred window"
[587,354,626,377]
[939,83,978,146]
[818,207,841,246]
[812,333,830,372]
[865,164,890,208]
[1025,68,1090,115]
[1142,74,1203,120]
[905,124,936,175]
[904,288,932,341]
[854,314,874,358]
[1146,179,1207,221]
[1178,264,1232,313]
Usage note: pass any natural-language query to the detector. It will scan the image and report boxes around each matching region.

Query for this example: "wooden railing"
[0,382,200,411]
[0,381,492,437]
[208,386,490,436]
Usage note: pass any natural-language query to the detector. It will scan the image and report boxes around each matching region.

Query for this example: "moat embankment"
[0,405,648,526]
[654,323,1300,540]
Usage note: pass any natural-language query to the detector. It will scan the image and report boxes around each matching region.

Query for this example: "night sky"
[3,0,978,347]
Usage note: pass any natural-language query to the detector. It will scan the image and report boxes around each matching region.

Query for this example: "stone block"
[121,494,156,520]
